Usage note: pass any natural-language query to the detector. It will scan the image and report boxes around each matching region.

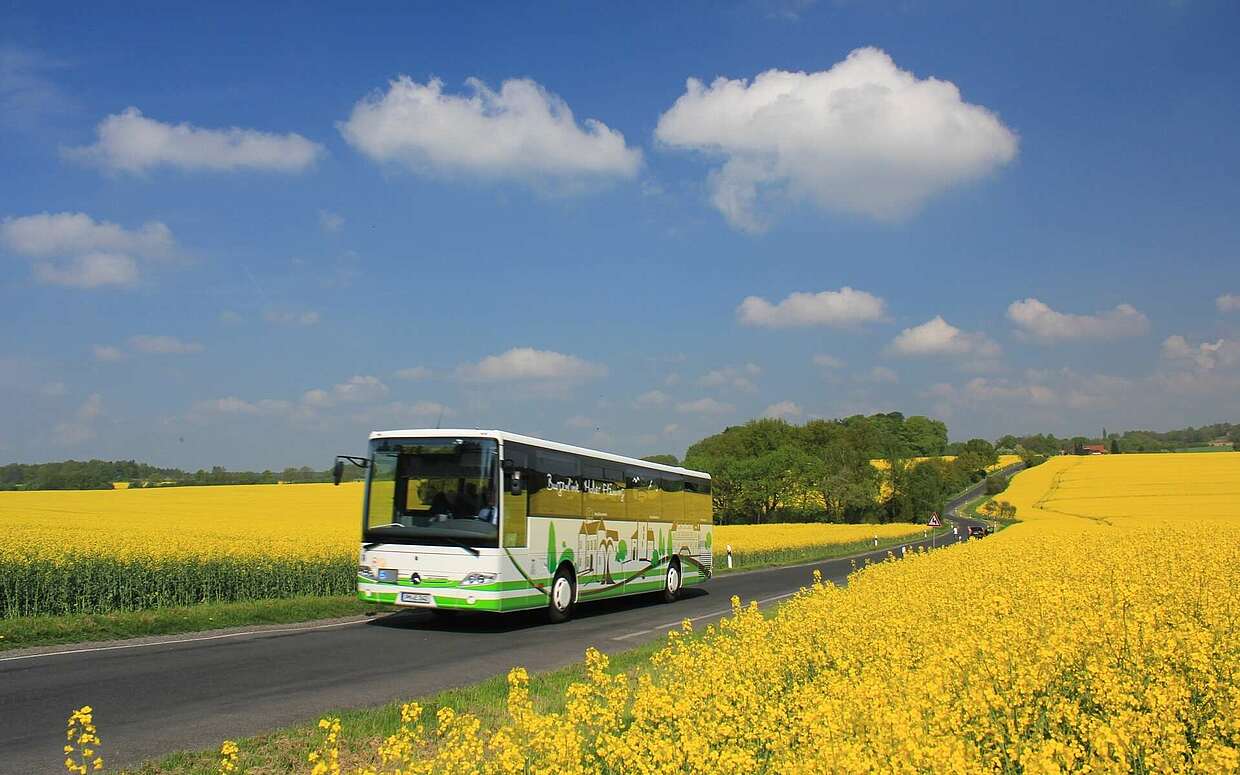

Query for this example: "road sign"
[927,513,942,527]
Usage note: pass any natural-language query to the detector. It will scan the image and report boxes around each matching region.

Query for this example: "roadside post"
[726,544,733,569]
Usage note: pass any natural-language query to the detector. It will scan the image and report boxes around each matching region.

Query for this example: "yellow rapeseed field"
[714,522,929,567]
[1,483,918,618]
[263,452,1237,774]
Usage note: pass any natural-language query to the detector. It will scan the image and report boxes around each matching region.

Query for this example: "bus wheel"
[547,567,575,623]
[661,559,682,603]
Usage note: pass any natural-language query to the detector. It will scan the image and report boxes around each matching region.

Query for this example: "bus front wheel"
[661,559,682,603]
[548,567,575,623]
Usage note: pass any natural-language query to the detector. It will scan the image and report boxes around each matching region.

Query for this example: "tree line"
[0,460,364,491]
[679,413,1011,525]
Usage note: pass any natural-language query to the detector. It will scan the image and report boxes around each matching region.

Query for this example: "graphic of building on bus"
[577,520,621,584]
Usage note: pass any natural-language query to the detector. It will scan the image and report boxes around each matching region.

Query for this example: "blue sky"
[3,1,1239,469]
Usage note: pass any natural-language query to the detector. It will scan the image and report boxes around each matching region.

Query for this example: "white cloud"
[331,375,390,404]
[812,354,845,369]
[129,334,202,355]
[1,212,177,288]
[857,366,899,384]
[264,308,320,326]
[699,363,761,392]
[928,369,1129,412]
[67,107,323,173]
[655,47,1018,231]
[32,253,139,288]
[762,400,802,419]
[1217,294,1240,313]
[1007,298,1149,342]
[318,209,344,233]
[351,400,454,426]
[52,393,104,445]
[1161,335,1240,371]
[339,76,641,184]
[676,397,735,414]
[738,287,885,327]
[395,366,432,381]
[0,45,73,131]
[634,389,670,408]
[92,344,125,362]
[457,347,606,382]
[890,316,1000,358]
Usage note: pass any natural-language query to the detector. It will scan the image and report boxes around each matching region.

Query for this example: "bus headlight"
[461,572,496,586]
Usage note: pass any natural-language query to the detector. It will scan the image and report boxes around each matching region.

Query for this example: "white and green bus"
[335,429,713,622]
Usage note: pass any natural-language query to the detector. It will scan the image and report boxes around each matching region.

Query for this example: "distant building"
[1082,444,1108,455]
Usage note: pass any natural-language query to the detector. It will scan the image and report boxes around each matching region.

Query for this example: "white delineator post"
[726,544,733,569]
[873,535,878,548]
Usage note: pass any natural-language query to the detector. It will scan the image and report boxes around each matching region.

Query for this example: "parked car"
[967,525,987,539]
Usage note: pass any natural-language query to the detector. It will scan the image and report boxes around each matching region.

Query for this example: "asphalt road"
[0,472,1010,774]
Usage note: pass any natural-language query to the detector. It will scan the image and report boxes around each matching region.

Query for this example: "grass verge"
[717,526,952,574]
[120,633,685,774]
[0,595,373,652]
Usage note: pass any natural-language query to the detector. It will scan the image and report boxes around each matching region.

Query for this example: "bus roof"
[368,428,710,480]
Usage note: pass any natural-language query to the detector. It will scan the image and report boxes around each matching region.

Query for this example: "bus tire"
[547,565,575,624]
[661,558,682,603]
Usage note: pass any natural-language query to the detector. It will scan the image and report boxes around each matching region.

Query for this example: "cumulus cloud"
[52,393,104,445]
[318,209,344,233]
[738,287,885,327]
[890,316,1000,358]
[1007,298,1149,342]
[812,354,845,369]
[1,211,177,288]
[1217,294,1240,313]
[339,76,641,184]
[928,369,1130,413]
[1161,335,1240,371]
[329,375,390,404]
[129,334,202,355]
[457,347,606,382]
[264,308,321,326]
[762,400,802,419]
[634,389,670,408]
[699,363,760,392]
[92,345,125,362]
[395,366,432,381]
[67,107,323,173]
[857,366,899,384]
[676,397,735,414]
[655,47,1018,231]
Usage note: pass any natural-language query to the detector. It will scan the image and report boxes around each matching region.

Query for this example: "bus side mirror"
[331,459,344,486]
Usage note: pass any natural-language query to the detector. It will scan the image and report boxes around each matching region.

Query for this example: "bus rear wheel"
[661,559,682,603]
[547,567,575,623]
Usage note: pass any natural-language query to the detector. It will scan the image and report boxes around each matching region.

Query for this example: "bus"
[335,428,713,622]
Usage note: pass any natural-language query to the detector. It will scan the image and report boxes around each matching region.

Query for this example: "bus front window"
[365,437,499,548]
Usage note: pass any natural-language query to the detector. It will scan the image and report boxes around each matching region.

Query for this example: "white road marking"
[0,618,368,663]
[611,590,801,641]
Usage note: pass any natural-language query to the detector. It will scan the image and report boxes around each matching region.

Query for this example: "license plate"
[400,592,432,605]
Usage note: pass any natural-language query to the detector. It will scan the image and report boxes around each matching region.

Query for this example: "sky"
[2,0,1239,470]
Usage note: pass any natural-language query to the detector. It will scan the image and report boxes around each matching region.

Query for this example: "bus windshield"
[364,437,499,548]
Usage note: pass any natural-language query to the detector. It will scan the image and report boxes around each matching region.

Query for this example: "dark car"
[967,525,987,539]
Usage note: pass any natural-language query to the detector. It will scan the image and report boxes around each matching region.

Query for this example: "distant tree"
[1110,438,1120,454]
[640,454,680,466]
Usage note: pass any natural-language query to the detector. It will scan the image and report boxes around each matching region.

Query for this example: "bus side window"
[502,443,531,548]
[661,476,685,523]
[530,449,581,518]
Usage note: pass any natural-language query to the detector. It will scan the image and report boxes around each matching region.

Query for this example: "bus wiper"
[441,537,481,556]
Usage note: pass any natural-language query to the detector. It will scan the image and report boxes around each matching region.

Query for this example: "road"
[0,472,1008,774]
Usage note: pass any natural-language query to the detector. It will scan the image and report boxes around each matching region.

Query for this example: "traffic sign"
[927,513,942,527]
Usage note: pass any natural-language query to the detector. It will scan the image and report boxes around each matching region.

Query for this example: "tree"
[816,429,881,522]
[728,445,818,522]
[616,540,627,564]
[641,454,679,466]
[1110,438,1120,454]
